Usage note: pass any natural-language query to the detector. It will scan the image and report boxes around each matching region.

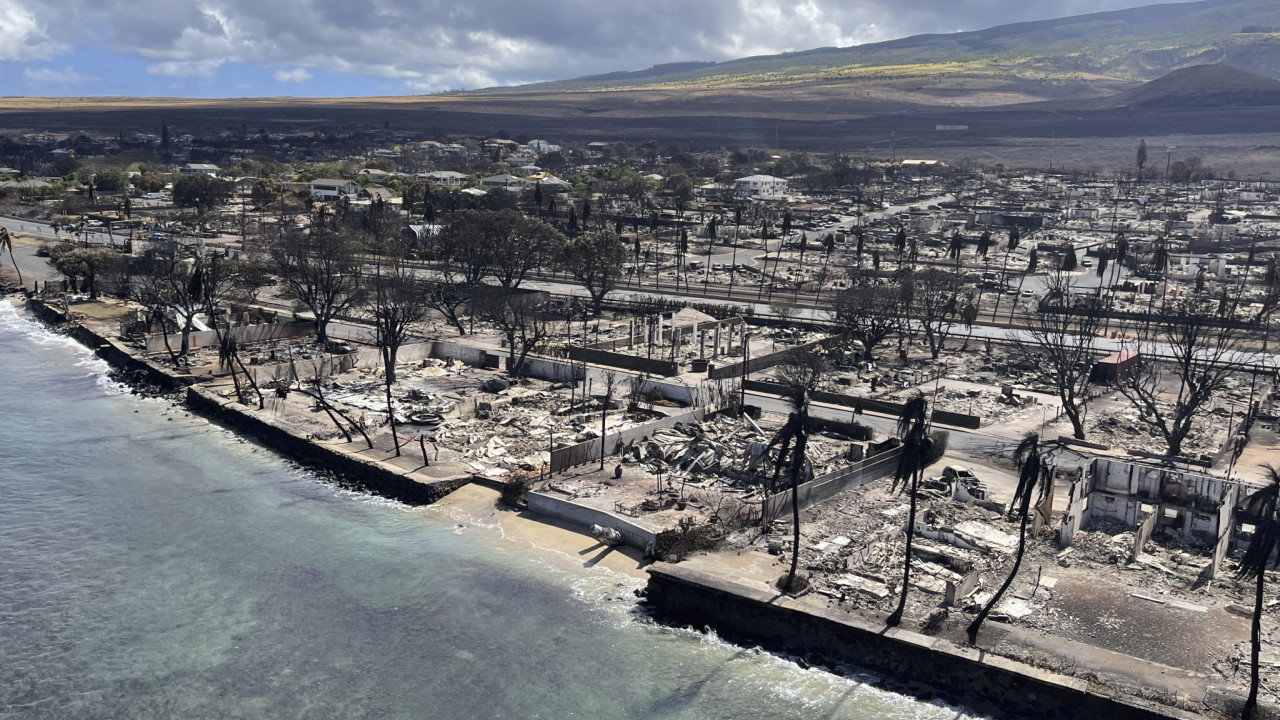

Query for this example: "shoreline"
[10,291,1263,720]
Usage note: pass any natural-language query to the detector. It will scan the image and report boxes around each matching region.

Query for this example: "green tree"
[565,230,628,316]
[92,167,129,193]
[1136,139,1148,182]
[172,174,231,213]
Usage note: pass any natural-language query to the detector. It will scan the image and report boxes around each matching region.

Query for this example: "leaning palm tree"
[1237,465,1280,720]
[967,433,1049,644]
[886,393,932,628]
[0,227,22,287]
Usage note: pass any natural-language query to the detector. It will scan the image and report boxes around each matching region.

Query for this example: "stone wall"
[185,387,469,505]
[645,563,1207,720]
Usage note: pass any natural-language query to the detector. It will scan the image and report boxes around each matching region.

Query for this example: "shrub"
[925,430,949,466]
[499,472,533,508]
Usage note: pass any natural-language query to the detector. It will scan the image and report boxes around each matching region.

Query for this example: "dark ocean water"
[0,301,975,720]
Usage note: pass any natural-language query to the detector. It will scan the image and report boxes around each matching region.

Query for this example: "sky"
[0,0,1166,98]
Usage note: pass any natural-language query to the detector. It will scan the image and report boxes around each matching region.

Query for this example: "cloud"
[273,67,313,83]
[0,0,64,62]
[146,59,225,77]
[23,65,99,84]
[1,0,1159,93]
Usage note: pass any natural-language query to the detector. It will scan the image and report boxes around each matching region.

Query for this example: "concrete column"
[713,325,722,358]
[656,315,664,346]
[699,330,706,359]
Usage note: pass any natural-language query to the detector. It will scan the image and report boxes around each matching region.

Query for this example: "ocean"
[0,300,975,720]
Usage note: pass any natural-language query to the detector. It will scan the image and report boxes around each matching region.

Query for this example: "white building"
[308,178,358,199]
[421,170,467,187]
[734,174,788,198]
[179,163,219,176]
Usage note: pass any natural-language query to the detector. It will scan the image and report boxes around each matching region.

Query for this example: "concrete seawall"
[645,563,1212,720]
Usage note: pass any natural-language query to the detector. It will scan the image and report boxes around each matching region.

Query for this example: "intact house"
[734,174,788,199]
[179,163,220,176]
[480,174,527,191]
[309,178,358,200]
[420,170,467,187]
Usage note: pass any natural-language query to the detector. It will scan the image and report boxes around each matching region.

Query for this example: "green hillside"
[502,0,1280,94]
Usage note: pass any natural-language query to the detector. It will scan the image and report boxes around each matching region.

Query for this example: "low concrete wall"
[145,321,316,354]
[742,380,982,429]
[566,346,680,377]
[527,491,657,555]
[645,563,1208,720]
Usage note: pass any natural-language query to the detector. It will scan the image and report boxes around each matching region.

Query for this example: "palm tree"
[967,433,1048,644]
[1237,465,1280,720]
[887,394,932,628]
[0,228,22,287]
[767,354,823,594]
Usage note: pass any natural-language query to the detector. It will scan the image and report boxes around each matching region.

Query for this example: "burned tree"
[365,243,428,457]
[967,433,1049,644]
[1008,273,1104,439]
[475,289,552,377]
[1237,466,1280,720]
[768,350,827,594]
[886,393,932,628]
[269,228,364,345]
[1116,301,1244,457]
[902,267,964,360]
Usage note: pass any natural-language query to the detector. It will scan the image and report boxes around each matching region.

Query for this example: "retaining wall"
[527,491,658,554]
[645,563,1209,720]
[186,387,469,505]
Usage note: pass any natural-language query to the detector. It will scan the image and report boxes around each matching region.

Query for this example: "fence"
[761,446,904,525]
[550,407,706,473]
[742,380,983,429]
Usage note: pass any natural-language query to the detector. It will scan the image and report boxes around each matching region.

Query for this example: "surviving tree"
[564,230,628,316]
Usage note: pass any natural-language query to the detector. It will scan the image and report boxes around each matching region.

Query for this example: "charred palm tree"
[0,227,22,287]
[766,354,824,594]
[1237,465,1280,720]
[886,394,932,628]
[967,433,1048,644]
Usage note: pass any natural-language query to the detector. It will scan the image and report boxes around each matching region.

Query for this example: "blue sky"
[1,0,1160,98]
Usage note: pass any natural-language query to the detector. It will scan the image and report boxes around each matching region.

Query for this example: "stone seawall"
[26,298,468,506]
[645,563,1210,720]
[185,388,469,505]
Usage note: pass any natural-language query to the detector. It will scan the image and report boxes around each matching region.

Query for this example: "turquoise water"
[0,301,975,720]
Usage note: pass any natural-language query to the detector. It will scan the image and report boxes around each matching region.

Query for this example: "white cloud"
[23,65,99,84]
[0,0,64,62]
[146,59,224,77]
[273,67,312,83]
